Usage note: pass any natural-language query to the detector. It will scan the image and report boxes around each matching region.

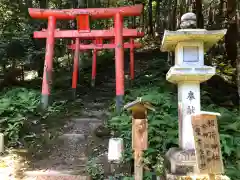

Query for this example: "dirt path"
[21,62,118,179]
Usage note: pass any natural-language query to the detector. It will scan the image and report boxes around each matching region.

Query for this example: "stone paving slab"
[24,175,89,180]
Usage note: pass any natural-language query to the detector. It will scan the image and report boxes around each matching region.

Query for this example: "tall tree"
[195,0,204,28]
[224,0,240,108]
[154,0,160,32]
[148,0,153,35]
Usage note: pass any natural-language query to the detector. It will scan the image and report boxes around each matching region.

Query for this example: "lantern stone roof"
[160,29,227,52]
[123,97,155,112]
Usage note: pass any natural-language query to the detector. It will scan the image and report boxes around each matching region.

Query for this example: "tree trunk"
[225,0,240,109]
[39,0,48,9]
[167,0,172,30]
[236,0,240,110]
[26,0,33,8]
[132,0,136,28]
[140,4,145,32]
[237,42,240,111]
[176,0,185,29]
[155,0,160,32]
[148,0,153,36]
[78,0,86,8]
[172,0,177,30]
[195,0,204,28]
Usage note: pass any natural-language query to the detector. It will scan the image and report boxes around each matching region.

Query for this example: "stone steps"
[59,133,86,140]
[80,110,109,118]
[23,115,106,180]
[70,118,102,123]
[23,170,89,180]
[23,73,116,179]
[24,176,88,180]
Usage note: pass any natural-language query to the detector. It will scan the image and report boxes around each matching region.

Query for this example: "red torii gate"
[68,38,142,90]
[35,29,143,95]
[28,4,143,112]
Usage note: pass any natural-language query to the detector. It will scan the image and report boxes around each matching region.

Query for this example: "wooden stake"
[124,99,155,180]
[134,150,143,180]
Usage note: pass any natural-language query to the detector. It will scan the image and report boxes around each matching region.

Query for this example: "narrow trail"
[23,62,117,180]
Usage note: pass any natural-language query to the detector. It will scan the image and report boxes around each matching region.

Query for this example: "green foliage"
[86,157,104,180]
[0,88,66,147]
[108,57,240,179]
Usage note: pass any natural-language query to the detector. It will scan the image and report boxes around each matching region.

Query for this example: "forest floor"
[0,45,162,180]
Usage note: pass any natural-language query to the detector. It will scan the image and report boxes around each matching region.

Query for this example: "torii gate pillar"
[41,16,56,109]
[115,13,124,113]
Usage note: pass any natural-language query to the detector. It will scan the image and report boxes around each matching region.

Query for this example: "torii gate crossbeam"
[28,5,143,19]
[68,40,142,92]
[33,29,144,39]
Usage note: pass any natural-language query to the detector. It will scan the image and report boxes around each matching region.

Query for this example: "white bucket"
[107,138,124,162]
[0,133,4,153]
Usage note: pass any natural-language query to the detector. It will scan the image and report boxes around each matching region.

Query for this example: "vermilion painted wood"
[40,16,56,109]
[28,4,143,19]
[130,38,135,80]
[94,38,103,45]
[114,13,124,110]
[42,16,56,96]
[33,29,144,39]
[92,49,97,82]
[67,42,142,50]
[77,14,90,32]
[72,38,80,89]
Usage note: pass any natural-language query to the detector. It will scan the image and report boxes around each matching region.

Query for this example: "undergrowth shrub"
[108,57,240,179]
[0,87,66,147]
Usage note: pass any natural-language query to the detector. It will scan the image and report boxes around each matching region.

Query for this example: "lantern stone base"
[165,147,198,175]
[166,65,215,84]
[166,173,230,180]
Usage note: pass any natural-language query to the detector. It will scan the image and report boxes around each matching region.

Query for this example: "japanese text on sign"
[191,114,224,174]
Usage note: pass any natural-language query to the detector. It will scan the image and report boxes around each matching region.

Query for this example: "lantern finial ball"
[180,12,197,29]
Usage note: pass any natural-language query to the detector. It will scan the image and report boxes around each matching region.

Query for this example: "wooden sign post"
[192,112,224,180]
[124,98,155,180]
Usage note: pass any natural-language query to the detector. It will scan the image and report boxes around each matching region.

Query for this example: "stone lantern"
[160,13,230,180]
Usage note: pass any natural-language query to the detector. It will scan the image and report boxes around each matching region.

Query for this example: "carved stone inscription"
[172,149,196,162]
[186,91,196,115]
[166,173,231,180]
[191,114,224,174]
[165,148,197,175]
[175,165,194,175]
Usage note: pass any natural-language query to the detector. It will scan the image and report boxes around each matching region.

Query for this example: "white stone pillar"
[178,82,200,149]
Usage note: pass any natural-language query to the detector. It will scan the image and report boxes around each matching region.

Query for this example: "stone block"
[165,147,198,175]
[166,173,230,180]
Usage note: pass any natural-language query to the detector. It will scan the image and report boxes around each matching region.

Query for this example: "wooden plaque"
[132,119,148,150]
[191,114,224,174]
